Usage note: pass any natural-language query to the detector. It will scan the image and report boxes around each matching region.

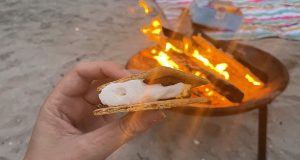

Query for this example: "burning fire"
[165,42,183,53]
[153,51,179,69]
[192,50,230,80]
[140,17,162,41]
[139,0,151,14]
[245,74,262,86]
[138,0,264,103]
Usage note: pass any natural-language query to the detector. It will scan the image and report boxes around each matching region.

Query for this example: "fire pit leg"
[258,105,268,160]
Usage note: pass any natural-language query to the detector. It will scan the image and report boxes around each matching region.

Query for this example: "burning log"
[191,28,269,83]
[192,36,264,87]
[162,27,186,40]
[167,53,244,103]
[220,41,269,83]
[163,27,268,83]
[207,75,244,103]
[148,28,261,102]
[159,31,264,92]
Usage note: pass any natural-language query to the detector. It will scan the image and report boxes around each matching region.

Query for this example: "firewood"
[169,53,244,103]
[163,27,267,84]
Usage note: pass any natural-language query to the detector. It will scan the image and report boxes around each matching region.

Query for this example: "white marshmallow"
[99,79,186,106]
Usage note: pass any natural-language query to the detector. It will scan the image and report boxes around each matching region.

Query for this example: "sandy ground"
[0,0,299,160]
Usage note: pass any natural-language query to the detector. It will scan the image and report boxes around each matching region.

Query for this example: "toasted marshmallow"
[99,79,191,106]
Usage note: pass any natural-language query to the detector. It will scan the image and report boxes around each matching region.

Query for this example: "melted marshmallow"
[99,79,186,106]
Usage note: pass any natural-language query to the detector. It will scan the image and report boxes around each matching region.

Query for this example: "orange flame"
[165,42,183,53]
[140,17,162,41]
[192,50,230,80]
[194,71,201,76]
[139,0,151,14]
[152,20,160,27]
[138,0,263,94]
[215,63,229,80]
[151,49,157,54]
[203,88,214,97]
[245,74,262,86]
[184,41,189,51]
[153,51,179,69]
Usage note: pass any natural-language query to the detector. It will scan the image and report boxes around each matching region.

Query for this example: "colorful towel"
[155,0,300,40]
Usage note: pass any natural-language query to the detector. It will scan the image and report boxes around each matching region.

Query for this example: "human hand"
[24,61,166,160]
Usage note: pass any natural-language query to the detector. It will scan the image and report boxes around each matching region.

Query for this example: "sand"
[0,0,299,160]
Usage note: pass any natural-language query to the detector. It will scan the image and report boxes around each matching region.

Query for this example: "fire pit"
[127,1,289,159]
[125,8,288,114]
[127,40,289,114]
[127,39,289,160]
[126,32,289,160]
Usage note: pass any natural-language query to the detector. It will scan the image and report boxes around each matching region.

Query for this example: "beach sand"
[0,0,299,159]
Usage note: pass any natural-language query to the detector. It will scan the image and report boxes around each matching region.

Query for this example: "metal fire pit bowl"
[126,41,289,115]
[127,40,289,160]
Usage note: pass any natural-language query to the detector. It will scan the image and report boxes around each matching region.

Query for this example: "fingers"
[55,61,130,97]
[74,62,129,82]
[78,111,166,159]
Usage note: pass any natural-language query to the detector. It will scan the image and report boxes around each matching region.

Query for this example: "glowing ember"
[151,49,157,54]
[154,51,179,69]
[184,42,189,51]
[139,0,151,14]
[216,63,228,71]
[194,71,201,76]
[245,74,262,86]
[207,90,214,96]
[215,63,229,80]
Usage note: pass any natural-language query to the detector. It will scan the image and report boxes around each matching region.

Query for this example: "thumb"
[78,110,166,159]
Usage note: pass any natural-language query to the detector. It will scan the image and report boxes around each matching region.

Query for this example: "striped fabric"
[155,0,300,40]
